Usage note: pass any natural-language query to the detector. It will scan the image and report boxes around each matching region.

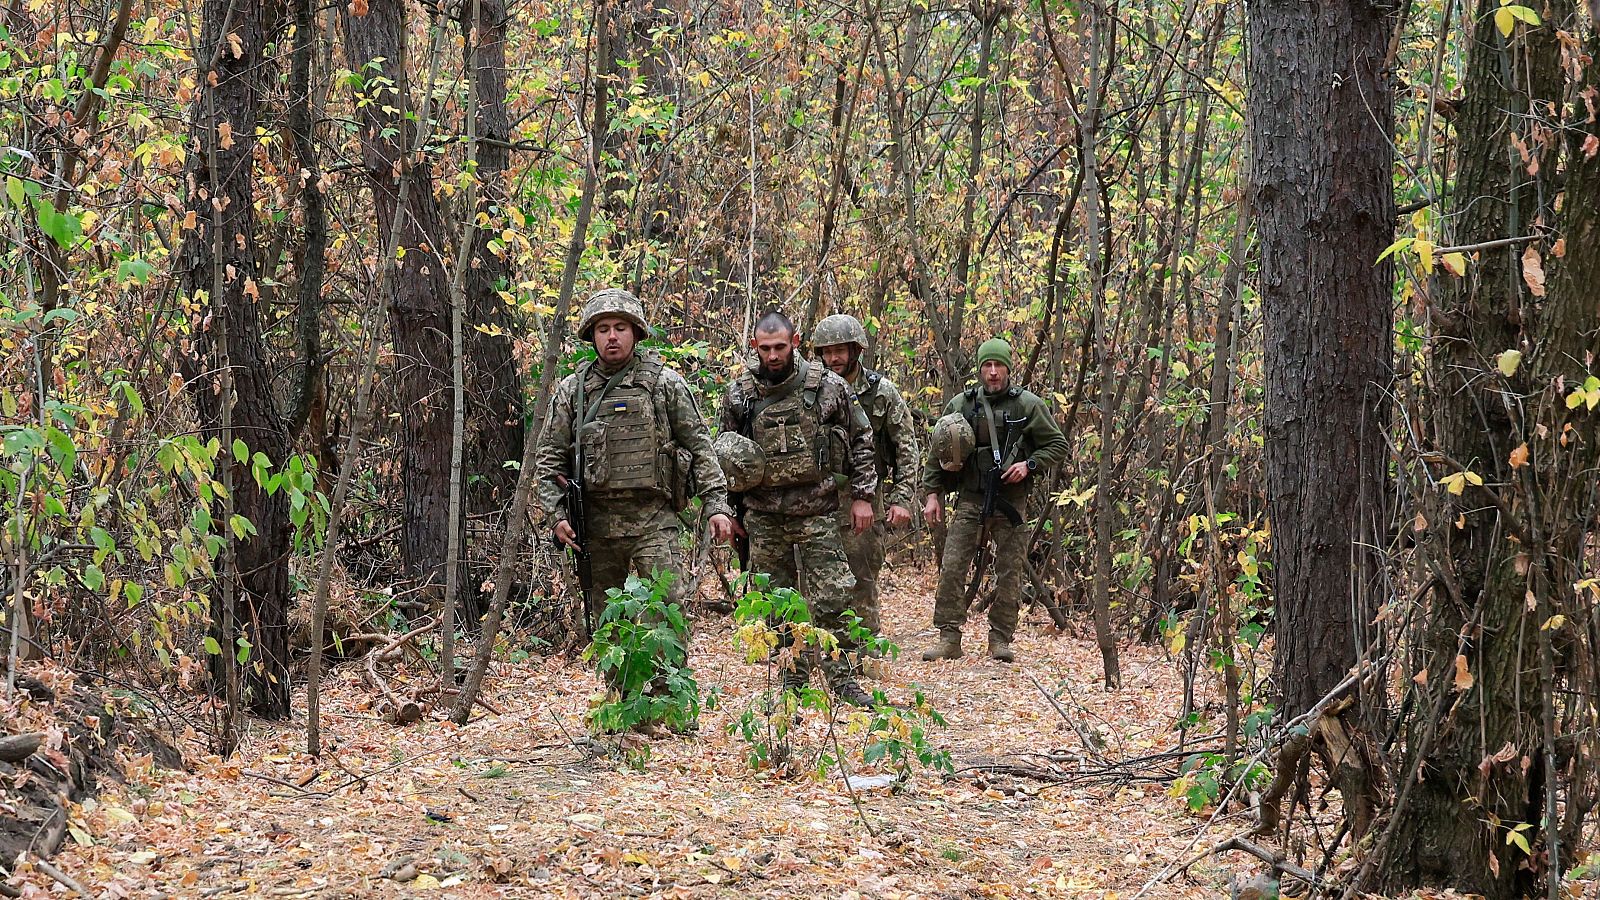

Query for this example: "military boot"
[921,630,964,661]
[987,633,1015,663]
[830,676,877,708]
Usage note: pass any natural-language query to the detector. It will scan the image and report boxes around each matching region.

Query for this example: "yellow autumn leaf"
[1415,238,1435,273]
[1542,614,1566,631]
[1495,5,1516,35]
[1442,251,1467,276]
[1496,349,1522,377]
[412,873,441,889]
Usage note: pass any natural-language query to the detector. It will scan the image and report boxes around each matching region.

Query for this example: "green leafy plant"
[727,573,950,787]
[582,571,701,735]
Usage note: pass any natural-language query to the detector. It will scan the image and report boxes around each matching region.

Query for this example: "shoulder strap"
[802,362,825,408]
[634,355,665,390]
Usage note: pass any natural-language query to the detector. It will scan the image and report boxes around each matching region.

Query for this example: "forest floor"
[29,565,1263,898]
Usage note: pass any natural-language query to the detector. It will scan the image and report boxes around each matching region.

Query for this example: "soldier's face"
[819,344,857,378]
[593,317,637,365]
[751,328,796,377]
[980,359,1010,392]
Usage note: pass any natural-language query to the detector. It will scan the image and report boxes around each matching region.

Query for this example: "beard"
[757,353,795,383]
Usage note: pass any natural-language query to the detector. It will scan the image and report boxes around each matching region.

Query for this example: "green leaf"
[203,636,222,655]
[82,564,105,591]
[1375,236,1414,264]
[232,438,249,464]
[34,200,82,250]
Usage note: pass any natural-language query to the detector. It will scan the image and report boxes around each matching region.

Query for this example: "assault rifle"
[963,408,1024,605]
[553,474,596,636]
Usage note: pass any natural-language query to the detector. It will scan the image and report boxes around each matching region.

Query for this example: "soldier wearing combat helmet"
[534,289,735,683]
[717,310,881,707]
[920,338,1068,663]
[810,313,921,646]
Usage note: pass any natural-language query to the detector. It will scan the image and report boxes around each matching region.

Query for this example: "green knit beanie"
[976,338,1013,370]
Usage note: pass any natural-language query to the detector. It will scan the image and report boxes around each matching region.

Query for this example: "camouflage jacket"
[719,357,877,518]
[920,383,1068,505]
[535,350,732,538]
[845,368,920,510]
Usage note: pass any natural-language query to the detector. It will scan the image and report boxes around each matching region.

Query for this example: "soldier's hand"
[886,504,912,529]
[1001,461,1031,484]
[554,519,580,550]
[708,513,735,545]
[850,499,875,534]
[923,494,944,525]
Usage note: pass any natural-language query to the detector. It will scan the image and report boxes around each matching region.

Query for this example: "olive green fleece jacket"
[920,385,1068,504]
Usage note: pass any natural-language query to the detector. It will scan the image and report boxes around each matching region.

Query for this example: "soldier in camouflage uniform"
[717,311,880,706]
[811,314,920,640]
[535,289,735,617]
[921,338,1068,663]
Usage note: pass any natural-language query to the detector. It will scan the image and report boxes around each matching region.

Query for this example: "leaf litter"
[27,566,1233,899]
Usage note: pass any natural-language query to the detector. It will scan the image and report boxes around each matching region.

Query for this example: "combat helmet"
[579,288,648,341]
[930,413,975,472]
[811,313,869,349]
[713,431,766,492]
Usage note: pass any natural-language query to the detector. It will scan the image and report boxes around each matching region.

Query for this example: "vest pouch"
[589,385,663,495]
[578,418,610,486]
[660,444,694,512]
[756,405,825,488]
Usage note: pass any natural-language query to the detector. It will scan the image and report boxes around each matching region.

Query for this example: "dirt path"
[40,567,1229,898]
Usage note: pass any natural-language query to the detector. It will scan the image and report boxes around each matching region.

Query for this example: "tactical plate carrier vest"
[576,356,691,508]
[739,362,831,489]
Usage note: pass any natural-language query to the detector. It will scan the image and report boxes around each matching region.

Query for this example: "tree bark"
[178,0,292,720]
[1247,0,1395,836]
[1384,2,1598,894]
[461,0,525,520]
[341,0,456,611]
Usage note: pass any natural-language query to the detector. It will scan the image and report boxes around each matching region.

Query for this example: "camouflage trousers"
[587,525,687,604]
[585,525,685,693]
[932,497,1028,642]
[746,508,858,678]
[836,493,885,634]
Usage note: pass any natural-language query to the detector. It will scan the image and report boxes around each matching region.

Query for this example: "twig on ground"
[33,860,90,896]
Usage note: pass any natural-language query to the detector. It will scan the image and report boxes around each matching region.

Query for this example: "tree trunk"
[177,0,292,720]
[461,0,525,520]
[1247,0,1394,835]
[341,0,456,611]
[1384,1,1598,894]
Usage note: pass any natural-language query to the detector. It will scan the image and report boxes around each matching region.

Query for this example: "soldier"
[810,314,920,642]
[535,288,735,622]
[716,310,880,706]
[920,338,1067,663]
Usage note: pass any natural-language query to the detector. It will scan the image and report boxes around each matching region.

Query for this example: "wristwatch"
[1026,459,1038,472]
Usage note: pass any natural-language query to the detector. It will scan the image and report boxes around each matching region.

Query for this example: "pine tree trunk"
[1384,1,1597,894]
[178,0,292,719]
[462,0,525,521]
[1247,0,1395,835]
[341,0,455,610]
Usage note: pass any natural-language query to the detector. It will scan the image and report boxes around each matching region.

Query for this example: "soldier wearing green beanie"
[919,337,1067,662]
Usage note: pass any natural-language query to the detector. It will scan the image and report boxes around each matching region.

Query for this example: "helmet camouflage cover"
[811,313,869,349]
[712,431,766,492]
[579,288,649,341]
[930,412,975,472]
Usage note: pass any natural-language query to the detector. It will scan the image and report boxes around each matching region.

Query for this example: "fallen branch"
[33,859,89,897]
[0,733,43,763]
[1027,673,1107,763]
[361,619,435,726]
